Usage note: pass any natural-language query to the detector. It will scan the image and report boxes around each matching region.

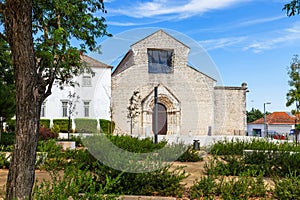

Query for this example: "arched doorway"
[152,103,167,135]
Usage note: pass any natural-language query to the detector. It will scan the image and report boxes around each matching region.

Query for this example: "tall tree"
[0,0,110,199]
[286,55,300,114]
[246,108,264,123]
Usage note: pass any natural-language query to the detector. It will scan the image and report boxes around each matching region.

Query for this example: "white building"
[247,112,295,137]
[41,55,112,128]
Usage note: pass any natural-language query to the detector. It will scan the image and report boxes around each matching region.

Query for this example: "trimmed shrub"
[99,119,115,134]
[53,119,71,133]
[40,119,51,128]
[51,124,60,135]
[75,118,97,133]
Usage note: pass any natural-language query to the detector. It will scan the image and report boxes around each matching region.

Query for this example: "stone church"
[111,30,248,138]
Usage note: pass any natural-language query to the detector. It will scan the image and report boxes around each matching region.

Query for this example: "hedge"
[99,119,115,134]
[53,119,71,133]
[74,118,97,133]
[6,119,16,132]
[6,119,50,131]
[40,119,50,128]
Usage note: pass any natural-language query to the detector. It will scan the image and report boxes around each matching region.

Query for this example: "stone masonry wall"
[214,84,248,135]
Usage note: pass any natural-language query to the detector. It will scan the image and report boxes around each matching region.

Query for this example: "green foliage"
[75,118,97,133]
[286,55,300,112]
[99,119,115,134]
[37,140,62,159]
[35,144,187,198]
[33,164,118,200]
[51,124,60,134]
[283,0,300,17]
[209,138,298,156]
[190,174,266,199]
[107,135,166,153]
[0,132,14,146]
[189,175,217,199]
[247,107,264,123]
[0,153,10,169]
[273,172,300,199]
[176,146,203,162]
[6,119,15,132]
[0,38,15,124]
[53,119,71,133]
[109,165,186,197]
[206,139,300,178]
[40,119,50,128]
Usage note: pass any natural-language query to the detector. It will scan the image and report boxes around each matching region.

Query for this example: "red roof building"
[247,112,295,137]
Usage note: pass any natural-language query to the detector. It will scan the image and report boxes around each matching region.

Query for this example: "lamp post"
[264,102,271,138]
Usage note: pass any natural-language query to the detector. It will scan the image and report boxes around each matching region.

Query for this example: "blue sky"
[90,0,300,113]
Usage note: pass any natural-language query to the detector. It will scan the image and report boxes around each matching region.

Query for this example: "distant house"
[41,54,112,128]
[247,112,295,137]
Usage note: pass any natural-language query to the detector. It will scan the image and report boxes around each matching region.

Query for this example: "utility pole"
[154,86,158,144]
[264,102,271,138]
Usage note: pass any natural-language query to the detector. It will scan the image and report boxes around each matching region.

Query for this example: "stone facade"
[112,30,247,137]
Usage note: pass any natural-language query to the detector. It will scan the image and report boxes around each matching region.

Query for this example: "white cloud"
[237,15,286,27]
[243,22,300,53]
[196,21,300,53]
[111,0,249,19]
[198,36,248,50]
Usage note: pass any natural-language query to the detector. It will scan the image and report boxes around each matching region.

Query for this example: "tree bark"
[4,0,42,199]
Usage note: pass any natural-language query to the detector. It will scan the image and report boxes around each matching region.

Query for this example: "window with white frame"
[41,102,46,117]
[62,101,68,117]
[82,76,92,87]
[84,101,90,117]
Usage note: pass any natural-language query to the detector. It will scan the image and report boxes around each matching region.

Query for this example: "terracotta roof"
[81,54,112,69]
[250,112,296,125]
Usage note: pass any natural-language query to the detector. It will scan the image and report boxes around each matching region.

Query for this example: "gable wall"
[112,31,216,136]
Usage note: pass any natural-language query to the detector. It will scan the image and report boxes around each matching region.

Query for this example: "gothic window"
[148,49,173,74]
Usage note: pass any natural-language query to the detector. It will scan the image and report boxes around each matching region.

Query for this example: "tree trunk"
[4,0,42,199]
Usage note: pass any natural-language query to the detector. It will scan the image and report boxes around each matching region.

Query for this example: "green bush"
[40,119,51,128]
[0,132,15,146]
[53,119,71,133]
[6,119,15,132]
[190,175,266,199]
[99,119,115,134]
[51,124,60,135]
[33,164,118,200]
[176,146,203,162]
[0,153,10,169]
[273,172,300,199]
[210,138,300,156]
[107,135,166,153]
[75,118,97,133]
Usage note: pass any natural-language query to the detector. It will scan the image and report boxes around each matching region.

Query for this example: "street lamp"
[264,102,271,138]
